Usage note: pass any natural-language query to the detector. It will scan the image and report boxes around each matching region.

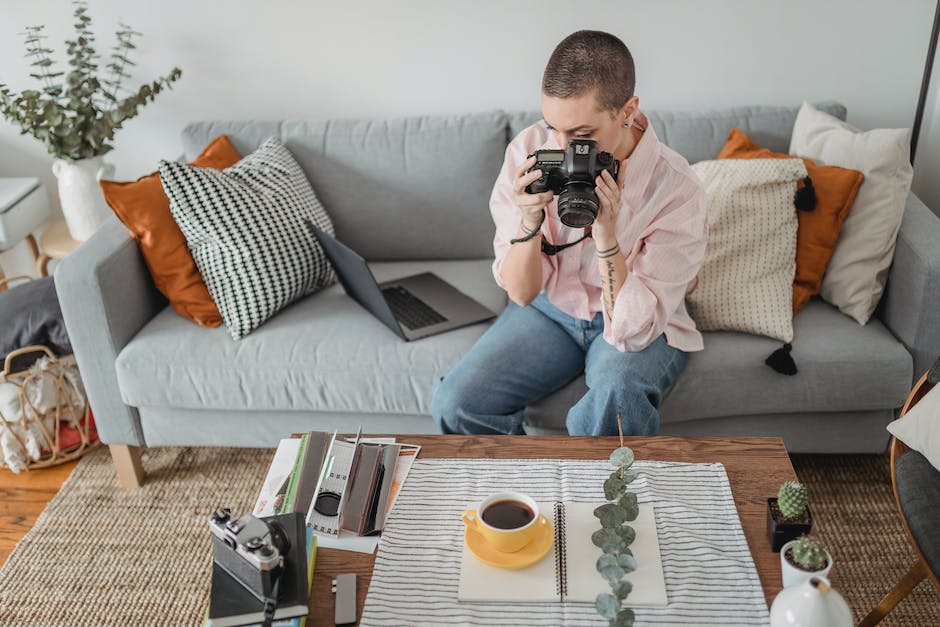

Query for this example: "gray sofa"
[56,102,940,485]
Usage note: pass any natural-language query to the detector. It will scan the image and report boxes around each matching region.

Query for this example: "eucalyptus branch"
[0,0,182,161]
[593,411,637,627]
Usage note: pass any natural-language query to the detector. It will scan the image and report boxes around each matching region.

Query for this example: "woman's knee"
[430,375,464,433]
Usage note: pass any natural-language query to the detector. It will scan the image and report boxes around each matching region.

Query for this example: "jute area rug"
[0,447,937,626]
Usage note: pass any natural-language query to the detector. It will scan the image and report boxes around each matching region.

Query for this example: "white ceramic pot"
[780,539,832,588]
[52,156,115,241]
[770,576,852,627]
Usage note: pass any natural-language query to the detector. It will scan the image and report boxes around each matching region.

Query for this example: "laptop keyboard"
[381,285,448,330]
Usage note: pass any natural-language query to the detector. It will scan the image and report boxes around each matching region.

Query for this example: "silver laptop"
[306,222,496,341]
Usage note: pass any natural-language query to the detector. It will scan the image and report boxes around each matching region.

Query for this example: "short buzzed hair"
[542,30,636,113]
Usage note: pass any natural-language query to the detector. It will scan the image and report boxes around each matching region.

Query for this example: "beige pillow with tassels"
[689,158,805,373]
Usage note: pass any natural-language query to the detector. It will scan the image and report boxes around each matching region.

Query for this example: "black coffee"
[481,500,534,529]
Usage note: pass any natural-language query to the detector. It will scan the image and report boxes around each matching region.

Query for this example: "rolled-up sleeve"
[603,183,708,352]
[490,139,554,291]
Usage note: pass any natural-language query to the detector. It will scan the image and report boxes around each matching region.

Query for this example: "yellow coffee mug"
[462,491,548,553]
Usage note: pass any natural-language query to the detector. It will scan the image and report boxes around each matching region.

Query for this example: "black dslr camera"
[525,139,620,228]
[208,507,290,602]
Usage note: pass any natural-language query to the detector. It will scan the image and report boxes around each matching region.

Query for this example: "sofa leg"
[109,444,145,488]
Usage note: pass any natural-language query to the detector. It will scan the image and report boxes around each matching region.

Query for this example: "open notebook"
[458,502,667,606]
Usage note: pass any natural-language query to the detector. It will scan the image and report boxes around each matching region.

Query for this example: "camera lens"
[557,182,598,228]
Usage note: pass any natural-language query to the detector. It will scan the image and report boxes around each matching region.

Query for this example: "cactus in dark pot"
[777,481,808,519]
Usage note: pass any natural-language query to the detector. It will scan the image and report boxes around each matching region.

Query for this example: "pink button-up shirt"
[490,112,708,353]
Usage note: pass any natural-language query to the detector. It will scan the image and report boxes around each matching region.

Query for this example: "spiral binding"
[554,502,567,602]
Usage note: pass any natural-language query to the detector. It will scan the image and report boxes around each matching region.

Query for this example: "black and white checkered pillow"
[159,137,335,339]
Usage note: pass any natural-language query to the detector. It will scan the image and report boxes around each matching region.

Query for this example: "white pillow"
[789,101,913,324]
[688,158,804,342]
[887,382,940,472]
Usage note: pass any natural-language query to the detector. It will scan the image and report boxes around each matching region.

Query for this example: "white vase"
[780,539,833,588]
[52,156,115,242]
[770,576,852,627]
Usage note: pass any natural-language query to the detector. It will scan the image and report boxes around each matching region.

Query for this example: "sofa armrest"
[55,216,166,446]
[878,192,940,382]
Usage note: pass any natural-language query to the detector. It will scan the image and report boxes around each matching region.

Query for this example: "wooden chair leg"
[109,444,145,488]
[857,559,929,627]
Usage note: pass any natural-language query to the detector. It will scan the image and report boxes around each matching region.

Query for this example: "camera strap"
[261,575,280,627]
[541,227,592,256]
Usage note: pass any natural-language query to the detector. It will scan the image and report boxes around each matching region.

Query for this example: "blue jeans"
[430,292,688,436]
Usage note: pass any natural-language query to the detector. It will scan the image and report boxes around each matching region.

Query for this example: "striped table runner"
[360,459,770,626]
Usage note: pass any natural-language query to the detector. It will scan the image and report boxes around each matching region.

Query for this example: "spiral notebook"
[458,502,667,606]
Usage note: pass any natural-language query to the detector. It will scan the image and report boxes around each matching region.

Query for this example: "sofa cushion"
[525,299,912,431]
[101,134,240,328]
[116,260,505,414]
[180,112,508,261]
[717,127,863,315]
[790,101,914,325]
[160,137,336,340]
[508,102,847,164]
[688,158,804,342]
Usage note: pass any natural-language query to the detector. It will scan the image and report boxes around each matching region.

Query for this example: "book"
[206,513,313,627]
[253,438,303,518]
[458,502,667,606]
[340,442,400,536]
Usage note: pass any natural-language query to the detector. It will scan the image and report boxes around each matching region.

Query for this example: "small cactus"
[777,481,808,519]
[790,535,828,571]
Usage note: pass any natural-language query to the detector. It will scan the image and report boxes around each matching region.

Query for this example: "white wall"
[1,0,935,277]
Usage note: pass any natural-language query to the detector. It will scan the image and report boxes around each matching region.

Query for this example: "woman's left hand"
[593,165,627,247]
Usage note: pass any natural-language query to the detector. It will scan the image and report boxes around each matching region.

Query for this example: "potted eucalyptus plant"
[0,1,181,241]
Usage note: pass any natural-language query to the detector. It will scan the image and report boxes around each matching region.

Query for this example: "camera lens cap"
[314,491,342,516]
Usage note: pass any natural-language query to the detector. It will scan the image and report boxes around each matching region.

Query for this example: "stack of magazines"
[254,431,421,551]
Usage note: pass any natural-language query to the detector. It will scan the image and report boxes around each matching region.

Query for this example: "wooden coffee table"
[310,435,793,626]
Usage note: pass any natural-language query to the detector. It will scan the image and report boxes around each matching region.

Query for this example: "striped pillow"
[159,137,335,339]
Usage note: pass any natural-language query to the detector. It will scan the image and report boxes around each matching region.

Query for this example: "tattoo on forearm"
[605,259,616,318]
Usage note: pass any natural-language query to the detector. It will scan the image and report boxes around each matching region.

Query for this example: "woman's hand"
[593,165,627,248]
[513,156,555,229]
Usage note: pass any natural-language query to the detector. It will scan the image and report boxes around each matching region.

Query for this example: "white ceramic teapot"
[770,576,852,627]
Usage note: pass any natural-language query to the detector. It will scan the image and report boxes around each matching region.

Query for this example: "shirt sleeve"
[602,179,708,352]
[490,136,554,291]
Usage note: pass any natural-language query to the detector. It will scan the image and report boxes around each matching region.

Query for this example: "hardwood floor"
[0,460,78,566]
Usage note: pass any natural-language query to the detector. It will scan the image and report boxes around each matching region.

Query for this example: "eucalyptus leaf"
[612,580,633,600]
[595,504,628,528]
[615,525,636,547]
[604,475,627,500]
[595,593,619,619]
[599,565,625,583]
[617,553,637,573]
[596,554,618,571]
[609,447,635,468]
[613,608,636,627]
[617,493,639,521]
[592,528,625,553]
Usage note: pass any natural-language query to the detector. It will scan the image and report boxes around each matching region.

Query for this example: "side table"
[36,220,80,278]
[0,178,50,291]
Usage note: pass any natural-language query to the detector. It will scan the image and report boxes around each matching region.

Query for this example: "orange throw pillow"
[718,128,863,315]
[100,135,241,327]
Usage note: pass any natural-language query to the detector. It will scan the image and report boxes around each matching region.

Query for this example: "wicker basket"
[0,276,99,471]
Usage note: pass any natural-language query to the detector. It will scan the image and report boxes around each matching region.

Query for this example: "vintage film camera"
[208,507,289,602]
[525,139,620,228]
